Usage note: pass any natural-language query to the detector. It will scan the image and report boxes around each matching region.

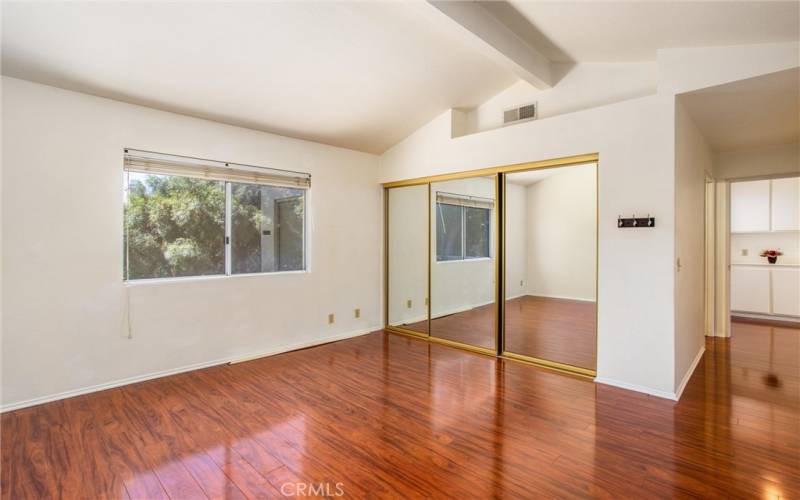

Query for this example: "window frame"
[123,170,309,284]
[435,201,492,262]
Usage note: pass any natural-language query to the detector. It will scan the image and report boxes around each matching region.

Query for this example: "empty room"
[1,1,799,498]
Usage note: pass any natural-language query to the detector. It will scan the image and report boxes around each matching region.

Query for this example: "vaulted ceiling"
[680,68,800,152]
[3,1,798,153]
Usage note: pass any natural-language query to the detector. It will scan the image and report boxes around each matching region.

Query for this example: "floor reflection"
[2,320,797,498]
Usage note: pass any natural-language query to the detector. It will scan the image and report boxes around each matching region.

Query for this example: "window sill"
[435,257,493,264]
[124,269,308,287]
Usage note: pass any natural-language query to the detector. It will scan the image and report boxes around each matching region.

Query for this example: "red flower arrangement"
[760,249,783,264]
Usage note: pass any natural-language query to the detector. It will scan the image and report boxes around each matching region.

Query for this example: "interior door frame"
[722,173,800,333]
[383,152,599,378]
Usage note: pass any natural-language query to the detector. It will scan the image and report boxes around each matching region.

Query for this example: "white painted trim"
[1,326,380,413]
[731,312,800,323]
[674,346,705,401]
[594,377,678,401]
[596,346,705,402]
[523,293,596,302]
[125,269,309,286]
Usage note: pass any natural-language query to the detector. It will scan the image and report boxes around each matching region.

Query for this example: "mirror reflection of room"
[430,175,497,350]
[387,184,429,335]
[504,163,597,370]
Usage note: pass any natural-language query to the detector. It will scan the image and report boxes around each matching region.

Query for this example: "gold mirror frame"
[383,153,599,378]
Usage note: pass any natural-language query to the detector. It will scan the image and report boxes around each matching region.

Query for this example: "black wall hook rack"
[618,214,655,228]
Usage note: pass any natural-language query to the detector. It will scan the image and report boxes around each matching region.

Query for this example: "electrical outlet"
[328,313,335,324]
[520,280,524,287]
[407,299,412,309]
[354,308,360,319]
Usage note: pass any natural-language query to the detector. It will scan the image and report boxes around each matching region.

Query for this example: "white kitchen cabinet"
[731,180,770,233]
[771,177,800,231]
[771,268,800,316]
[731,266,771,314]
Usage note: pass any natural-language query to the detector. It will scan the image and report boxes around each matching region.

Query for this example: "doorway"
[727,176,800,328]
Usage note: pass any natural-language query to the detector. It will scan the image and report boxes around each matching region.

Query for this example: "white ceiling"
[500,1,799,62]
[2,2,798,154]
[679,68,800,152]
[0,2,516,154]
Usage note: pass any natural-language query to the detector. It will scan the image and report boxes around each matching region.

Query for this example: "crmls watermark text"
[280,482,345,497]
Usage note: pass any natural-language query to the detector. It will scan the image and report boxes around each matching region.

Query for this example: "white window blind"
[436,192,494,209]
[124,149,311,189]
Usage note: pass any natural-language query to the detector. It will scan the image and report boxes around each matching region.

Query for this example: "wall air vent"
[503,103,537,125]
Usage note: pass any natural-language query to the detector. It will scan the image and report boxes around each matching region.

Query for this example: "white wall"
[505,183,527,299]
[461,63,658,136]
[379,42,798,399]
[380,94,678,397]
[1,77,382,409]
[523,164,597,301]
[387,184,428,325]
[714,142,800,180]
[674,99,713,393]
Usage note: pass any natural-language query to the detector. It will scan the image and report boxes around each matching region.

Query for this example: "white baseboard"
[674,345,705,401]
[731,312,800,324]
[433,299,495,318]
[1,326,380,413]
[524,293,596,302]
[391,300,495,328]
[595,345,705,402]
[594,377,678,401]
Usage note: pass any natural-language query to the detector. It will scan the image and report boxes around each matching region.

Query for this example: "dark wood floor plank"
[406,295,597,369]
[83,390,170,500]
[2,320,798,498]
[58,396,131,499]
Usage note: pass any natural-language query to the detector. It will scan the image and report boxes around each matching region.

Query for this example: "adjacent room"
[1,1,799,498]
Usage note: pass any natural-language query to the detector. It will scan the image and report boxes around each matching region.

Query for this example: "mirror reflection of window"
[465,206,490,259]
[436,203,463,261]
[430,176,497,351]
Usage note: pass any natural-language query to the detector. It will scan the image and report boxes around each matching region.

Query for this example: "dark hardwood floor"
[505,296,596,369]
[406,296,596,369]
[2,320,798,498]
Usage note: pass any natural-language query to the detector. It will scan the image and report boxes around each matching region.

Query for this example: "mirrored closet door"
[503,163,598,372]
[387,184,429,336]
[430,175,497,352]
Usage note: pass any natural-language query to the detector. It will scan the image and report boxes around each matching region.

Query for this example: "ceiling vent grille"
[503,103,537,125]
